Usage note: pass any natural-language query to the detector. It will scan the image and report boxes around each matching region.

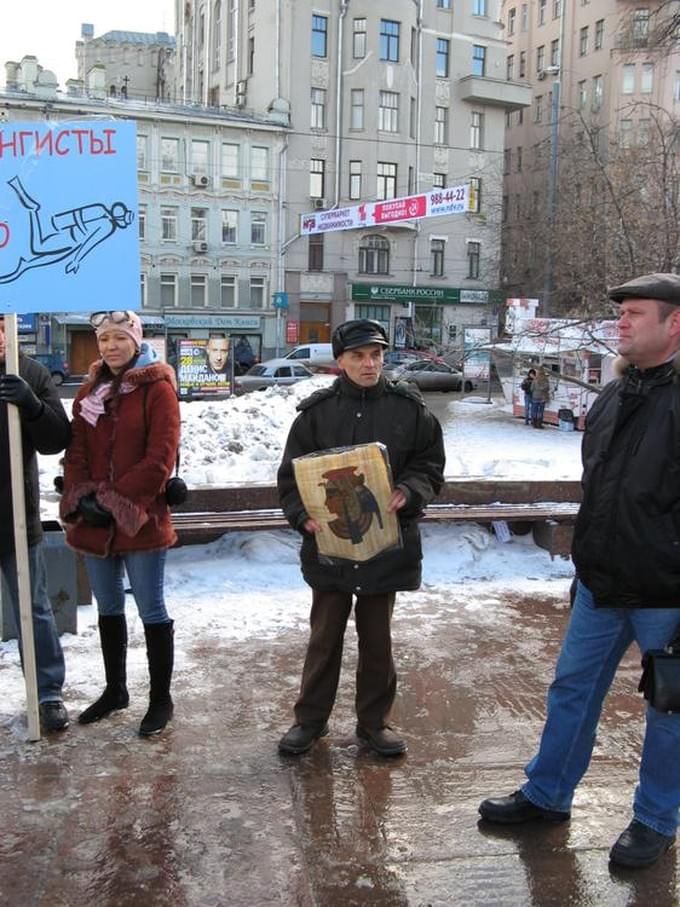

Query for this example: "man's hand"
[78,493,113,528]
[387,488,407,512]
[303,517,322,534]
[0,373,43,420]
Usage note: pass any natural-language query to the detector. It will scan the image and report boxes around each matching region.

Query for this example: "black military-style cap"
[332,319,389,358]
[608,273,680,305]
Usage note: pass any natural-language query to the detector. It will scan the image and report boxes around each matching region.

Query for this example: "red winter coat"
[60,360,180,557]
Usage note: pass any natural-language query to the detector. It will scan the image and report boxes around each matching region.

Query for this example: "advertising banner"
[0,120,139,315]
[463,326,492,381]
[300,184,471,236]
[177,338,232,397]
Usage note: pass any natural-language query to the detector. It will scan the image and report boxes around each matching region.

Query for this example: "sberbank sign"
[352,283,491,304]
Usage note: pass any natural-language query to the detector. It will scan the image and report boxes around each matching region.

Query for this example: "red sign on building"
[286,320,299,344]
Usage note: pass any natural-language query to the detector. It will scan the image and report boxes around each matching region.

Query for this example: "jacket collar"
[336,372,386,400]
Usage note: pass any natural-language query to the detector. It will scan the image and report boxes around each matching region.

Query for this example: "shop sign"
[165,314,260,330]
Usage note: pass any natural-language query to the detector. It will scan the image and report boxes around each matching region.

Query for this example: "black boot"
[139,621,174,737]
[79,615,129,724]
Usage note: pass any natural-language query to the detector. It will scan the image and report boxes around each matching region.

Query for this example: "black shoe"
[78,685,129,724]
[478,790,570,825]
[139,697,174,737]
[39,701,69,732]
[609,820,675,868]
[356,724,407,756]
[278,722,328,755]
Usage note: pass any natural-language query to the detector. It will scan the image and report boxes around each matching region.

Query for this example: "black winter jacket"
[572,358,680,607]
[0,354,71,555]
[277,374,445,594]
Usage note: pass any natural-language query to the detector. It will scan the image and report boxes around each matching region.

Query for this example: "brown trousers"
[294,589,397,729]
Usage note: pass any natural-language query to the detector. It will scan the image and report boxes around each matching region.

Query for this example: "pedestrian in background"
[520,368,536,425]
[0,316,71,732]
[277,319,445,757]
[479,273,680,869]
[60,311,180,737]
[530,367,551,428]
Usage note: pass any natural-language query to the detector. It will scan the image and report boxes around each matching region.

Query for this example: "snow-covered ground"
[2,382,579,726]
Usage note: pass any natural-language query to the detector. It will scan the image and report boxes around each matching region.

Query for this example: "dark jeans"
[0,544,65,702]
[294,589,397,729]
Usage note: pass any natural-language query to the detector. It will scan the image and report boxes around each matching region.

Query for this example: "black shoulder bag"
[639,633,680,714]
[143,384,188,507]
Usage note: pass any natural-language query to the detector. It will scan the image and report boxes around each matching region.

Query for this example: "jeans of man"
[531,400,546,423]
[0,544,65,703]
[84,550,170,625]
[523,580,680,837]
[523,393,532,424]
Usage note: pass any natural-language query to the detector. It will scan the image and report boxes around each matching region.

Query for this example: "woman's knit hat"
[93,310,143,352]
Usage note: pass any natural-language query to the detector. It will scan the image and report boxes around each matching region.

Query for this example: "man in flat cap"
[479,273,680,868]
[277,319,445,757]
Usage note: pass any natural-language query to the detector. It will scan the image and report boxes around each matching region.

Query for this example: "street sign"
[273,292,289,310]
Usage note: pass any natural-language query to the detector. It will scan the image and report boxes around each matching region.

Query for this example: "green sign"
[351,283,502,305]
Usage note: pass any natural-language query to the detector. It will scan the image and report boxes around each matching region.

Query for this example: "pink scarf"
[79,380,136,426]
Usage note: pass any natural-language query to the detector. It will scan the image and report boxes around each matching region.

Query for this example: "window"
[508,8,516,35]
[507,54,514,80]
[620,119,633,147]
[579,26,588,56]
[351,89,364,129]
[534,94,543,123]
[160,137,179,172]
[521,3,528,30]
[473,0,486,14]
[641,63,653,94]
[191,208,208,242]
[359,235,390,274]
[675,71,680,102]
[160,273,177,307]
[138,205,146,240]
[594,19,604,49]
[137,135,148,170]
[221,143,239,178]
[380,19,400,62]
[353,18,366,58]
[191,275,207,308]
[212,0,222,69]
[622,64,635,94]
[470,111,483,149]
[312,15,327,57]
[431,239,445,277]
[221,276,236,308]
[592,74,603,110]
[377,162,397,200]
[433,172,446,188]
[436,38,450,77]
[410,96,416,138]
[410,27,417,64]
[434,106,448,144]
[519,51,526,78]
[355,304,390,334]
[250,277,265,308]
[379,91,399,132]
[632,9,650,45]
[221,209,238,244]
[467,241,481,279]
[472,45,486,77]
[349,161,362,199]
[161,206,178,241]
[578,80,587,109]
[310,159,325,197]
[470,177,481,212]
[191,139,210,175]
[311,87,326,129]
[250,146,269,184]
[552,0,561,17]
[538,0,546,25]
[227,0,235,61]
[437,0,452,7]
[516,147,523,172]
[248,36,255,74]
[251,212,266,245]
[504,148,511,175]
[550,39,559,68]
[536,46,545,73]
[639,119,651,144]
[308,233,324,271]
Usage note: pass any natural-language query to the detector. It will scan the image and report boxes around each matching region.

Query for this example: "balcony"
[457,75,532,111]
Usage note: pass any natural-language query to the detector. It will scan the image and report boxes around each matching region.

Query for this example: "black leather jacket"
[572,359,680,607]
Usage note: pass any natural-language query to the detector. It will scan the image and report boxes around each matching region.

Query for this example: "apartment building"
[502,0,680,310]
[175,0,530,351]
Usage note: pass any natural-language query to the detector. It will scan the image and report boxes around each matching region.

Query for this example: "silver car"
[389,360,476,393]
[234,358,315,394]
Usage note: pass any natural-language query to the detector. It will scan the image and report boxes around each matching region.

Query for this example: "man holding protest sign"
[0,317,71,731]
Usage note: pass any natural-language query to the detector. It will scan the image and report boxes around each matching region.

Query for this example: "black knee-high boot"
[79,615,129,724]
[139,620,174,737]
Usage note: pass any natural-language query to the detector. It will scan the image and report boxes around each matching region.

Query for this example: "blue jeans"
[84,550,170,625]
[531,400,545,422]
[524,394,532,424]
[523,581,680,836]
[0,545,65,703]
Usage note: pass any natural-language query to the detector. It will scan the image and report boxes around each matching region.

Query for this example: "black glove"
[0,373,43,420]
[77,493,113,528]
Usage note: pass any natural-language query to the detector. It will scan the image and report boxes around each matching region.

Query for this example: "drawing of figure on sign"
[0,175,134,284]
[321,465,383,544]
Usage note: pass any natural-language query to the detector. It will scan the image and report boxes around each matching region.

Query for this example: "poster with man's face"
[177,338,232,396]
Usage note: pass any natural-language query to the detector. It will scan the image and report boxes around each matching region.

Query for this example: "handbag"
[142,384,189,508]
[639,644,680,714]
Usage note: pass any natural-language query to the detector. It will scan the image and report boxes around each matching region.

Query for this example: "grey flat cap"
[608,273,680,305]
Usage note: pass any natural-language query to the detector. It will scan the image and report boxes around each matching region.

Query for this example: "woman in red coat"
[60,311,180,736]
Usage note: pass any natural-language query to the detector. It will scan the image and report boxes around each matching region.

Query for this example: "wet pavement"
[2,590,679,906]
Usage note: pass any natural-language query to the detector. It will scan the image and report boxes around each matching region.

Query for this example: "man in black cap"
[479,273,680,868]
[277,319,445,757]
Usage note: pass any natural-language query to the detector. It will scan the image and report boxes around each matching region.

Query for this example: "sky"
[0,1,175,87]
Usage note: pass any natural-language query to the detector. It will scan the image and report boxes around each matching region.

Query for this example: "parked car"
[284,343,335,369]
[388,360,476,393]
[31,352,70,385]
[234,359,315,394]
[383,349,443,369]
